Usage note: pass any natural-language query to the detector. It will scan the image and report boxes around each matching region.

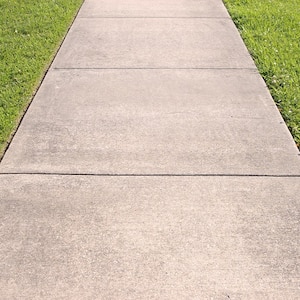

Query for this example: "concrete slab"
[0,175,299,299]
[52,18,256,69]
[1,1,299,298]
[78,0,230,18]
[1,69,299,175]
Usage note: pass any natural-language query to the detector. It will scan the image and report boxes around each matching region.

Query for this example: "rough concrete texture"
[52,18,256,69]
[1,69,299,175]
[77,0,230,18]
[0,175,299,299]
[0,0,300,298]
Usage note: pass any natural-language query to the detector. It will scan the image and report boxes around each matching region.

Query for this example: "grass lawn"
[223,0,300,147]
[1,1,299,156]
[0,0,83,156]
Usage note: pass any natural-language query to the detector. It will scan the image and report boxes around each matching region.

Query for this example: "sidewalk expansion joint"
[53,67,258,71]
[77,17,231,19]
[1,172,299,178]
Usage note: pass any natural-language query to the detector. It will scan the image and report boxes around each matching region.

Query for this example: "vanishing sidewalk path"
[1,0,299,298]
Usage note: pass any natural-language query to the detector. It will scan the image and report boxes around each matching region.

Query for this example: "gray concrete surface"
[52,18,255,69]
[0,0,299,299]
[1,69,299,175]
[77,0,230,18]
[0,175,299,299]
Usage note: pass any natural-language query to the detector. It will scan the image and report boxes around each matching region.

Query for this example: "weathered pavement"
[0,0,299,299]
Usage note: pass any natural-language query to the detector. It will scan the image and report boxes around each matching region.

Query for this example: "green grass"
[1,1,299,155]
[0,0,83,155]
[223,0,300,147]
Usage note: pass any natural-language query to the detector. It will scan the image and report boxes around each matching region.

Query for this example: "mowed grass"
[0,0,83,155]
[223,0,300,147]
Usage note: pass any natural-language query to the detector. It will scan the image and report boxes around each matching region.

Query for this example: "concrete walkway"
[0,0,299,298]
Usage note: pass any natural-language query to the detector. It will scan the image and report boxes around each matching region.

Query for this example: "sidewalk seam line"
[0,173,299,178]
[77,17,232,19]
[53,67,258,70]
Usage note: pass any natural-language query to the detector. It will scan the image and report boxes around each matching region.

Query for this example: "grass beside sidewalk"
[0,0,83,156]
[223,0,300,147]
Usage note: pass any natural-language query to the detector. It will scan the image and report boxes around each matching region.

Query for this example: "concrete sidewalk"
[0,0,299,298]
